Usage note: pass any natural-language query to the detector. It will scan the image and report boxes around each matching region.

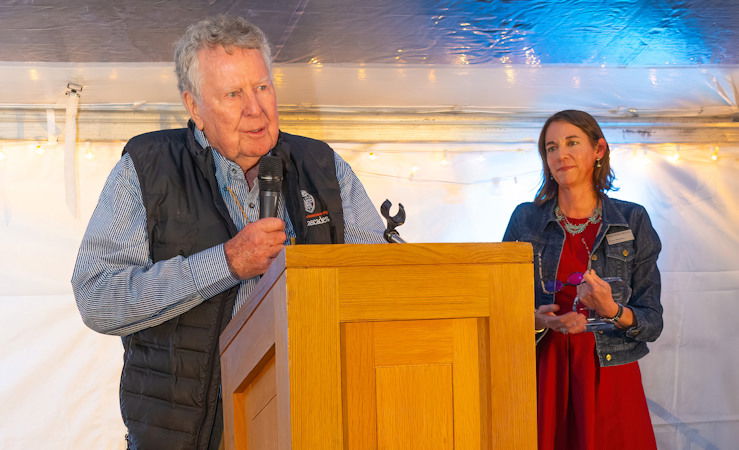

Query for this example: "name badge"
[606,229,634,245]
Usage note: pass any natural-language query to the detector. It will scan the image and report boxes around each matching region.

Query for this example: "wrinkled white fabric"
[0,131,737,450]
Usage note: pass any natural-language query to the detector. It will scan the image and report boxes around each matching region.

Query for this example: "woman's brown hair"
[534,110,616,205]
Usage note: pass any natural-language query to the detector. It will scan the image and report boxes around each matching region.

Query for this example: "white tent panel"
[0,129,736,448]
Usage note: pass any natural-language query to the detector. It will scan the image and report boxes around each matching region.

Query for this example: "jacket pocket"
[604,241,635,281]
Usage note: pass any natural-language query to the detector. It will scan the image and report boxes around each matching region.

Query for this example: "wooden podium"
[219,242,536,449]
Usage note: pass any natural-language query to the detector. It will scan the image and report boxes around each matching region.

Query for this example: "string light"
[349,143,733,186]
[0,140,731,188]
[83,142,94,160]
[668,145,680,163]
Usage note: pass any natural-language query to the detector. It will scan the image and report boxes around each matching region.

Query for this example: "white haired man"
[72,15,384,449]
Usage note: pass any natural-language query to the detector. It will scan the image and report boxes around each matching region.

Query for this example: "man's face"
[183,46,279,171]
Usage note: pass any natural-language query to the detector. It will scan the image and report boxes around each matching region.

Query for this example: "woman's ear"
[595,138,607,159]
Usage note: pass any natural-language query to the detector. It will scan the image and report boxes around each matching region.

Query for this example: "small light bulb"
[668,145,680,163]
[368,152,377,161]
[711,146,719,161]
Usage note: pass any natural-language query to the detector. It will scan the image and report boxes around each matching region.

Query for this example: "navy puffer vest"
[122,124,342,449]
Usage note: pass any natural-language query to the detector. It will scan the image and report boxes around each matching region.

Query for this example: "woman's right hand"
[536,304,587,334]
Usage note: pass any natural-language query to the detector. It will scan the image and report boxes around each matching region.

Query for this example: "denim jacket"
[503,195,663,367]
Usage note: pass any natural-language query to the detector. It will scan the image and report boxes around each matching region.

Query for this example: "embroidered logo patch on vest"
[301,189,316,213]
[306,212,330,227]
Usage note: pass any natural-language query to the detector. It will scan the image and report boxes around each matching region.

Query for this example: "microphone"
[258,155,283,219]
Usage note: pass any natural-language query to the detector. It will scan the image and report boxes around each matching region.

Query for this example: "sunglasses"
[537,237,592,296]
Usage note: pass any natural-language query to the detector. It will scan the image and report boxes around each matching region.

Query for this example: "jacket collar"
[600,194,629,228]
[187,120,209,154]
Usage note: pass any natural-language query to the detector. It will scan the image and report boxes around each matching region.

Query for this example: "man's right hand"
[223,218,287,280]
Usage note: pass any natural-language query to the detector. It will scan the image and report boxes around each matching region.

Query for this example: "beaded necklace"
[554,203,602,235]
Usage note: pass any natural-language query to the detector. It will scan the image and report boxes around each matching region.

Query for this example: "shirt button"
[591,255,598,261]
[248,202,255,209]
[606,354,612,361]
[622,249,629,257]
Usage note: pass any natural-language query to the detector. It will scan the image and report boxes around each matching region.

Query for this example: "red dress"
[537,218,657,450]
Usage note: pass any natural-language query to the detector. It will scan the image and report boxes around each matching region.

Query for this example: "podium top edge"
[281,242,532,268]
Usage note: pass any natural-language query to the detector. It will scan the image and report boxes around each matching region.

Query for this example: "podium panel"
[220,243,535,450]
[343,318,488,449]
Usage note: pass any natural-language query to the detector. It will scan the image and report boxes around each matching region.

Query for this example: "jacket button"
[248,202,255,209]
[606,354,612,361]
[622,249,629,257]
[591,255,598,261]
[598,330,604,335]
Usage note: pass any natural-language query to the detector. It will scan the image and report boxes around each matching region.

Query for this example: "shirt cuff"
[188,244,240,300]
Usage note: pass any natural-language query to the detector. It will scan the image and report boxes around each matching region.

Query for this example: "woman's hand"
[578,269,636,328]
[536,304,587,334]
[577,269,619,318]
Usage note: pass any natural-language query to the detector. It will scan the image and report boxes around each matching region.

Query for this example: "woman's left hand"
[577,269,618,317]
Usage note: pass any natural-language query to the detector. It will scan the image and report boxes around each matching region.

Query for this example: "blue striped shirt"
[72,130,385,336]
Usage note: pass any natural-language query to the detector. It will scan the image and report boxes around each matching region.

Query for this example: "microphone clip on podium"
[380,199,406,243]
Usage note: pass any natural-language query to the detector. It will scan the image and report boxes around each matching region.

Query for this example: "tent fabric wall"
[0,131,736,449]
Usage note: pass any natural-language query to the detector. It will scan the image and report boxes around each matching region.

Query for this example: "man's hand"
[223,218,286,280]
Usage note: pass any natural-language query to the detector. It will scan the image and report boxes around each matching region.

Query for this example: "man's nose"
[241,93,261,116]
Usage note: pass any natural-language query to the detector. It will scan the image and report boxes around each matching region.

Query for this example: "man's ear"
[182,91,204,130]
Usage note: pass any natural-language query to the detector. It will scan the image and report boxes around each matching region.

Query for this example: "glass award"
[573,277,632,332]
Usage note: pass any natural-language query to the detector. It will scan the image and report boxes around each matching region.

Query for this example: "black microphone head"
[258,155,283,192]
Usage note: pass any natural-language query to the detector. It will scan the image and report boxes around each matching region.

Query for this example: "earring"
[595,159,602,168]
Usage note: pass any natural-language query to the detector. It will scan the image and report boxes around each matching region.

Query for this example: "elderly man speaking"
[72,15,384,449]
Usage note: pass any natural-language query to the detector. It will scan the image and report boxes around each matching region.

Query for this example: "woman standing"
[503,110,663,450]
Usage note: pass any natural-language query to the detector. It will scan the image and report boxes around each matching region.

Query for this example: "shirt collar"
[193,126,210,150]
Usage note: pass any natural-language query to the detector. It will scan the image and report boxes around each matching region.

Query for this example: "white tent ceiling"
[2,0,736,65]
[0,0,736,115]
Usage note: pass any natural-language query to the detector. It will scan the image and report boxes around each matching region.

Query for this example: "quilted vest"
[121,124,343,449]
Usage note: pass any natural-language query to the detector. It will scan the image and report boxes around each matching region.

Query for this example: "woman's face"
[544,120,605,190]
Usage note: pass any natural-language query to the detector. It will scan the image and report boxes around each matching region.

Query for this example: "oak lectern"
[219,242,536,449]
